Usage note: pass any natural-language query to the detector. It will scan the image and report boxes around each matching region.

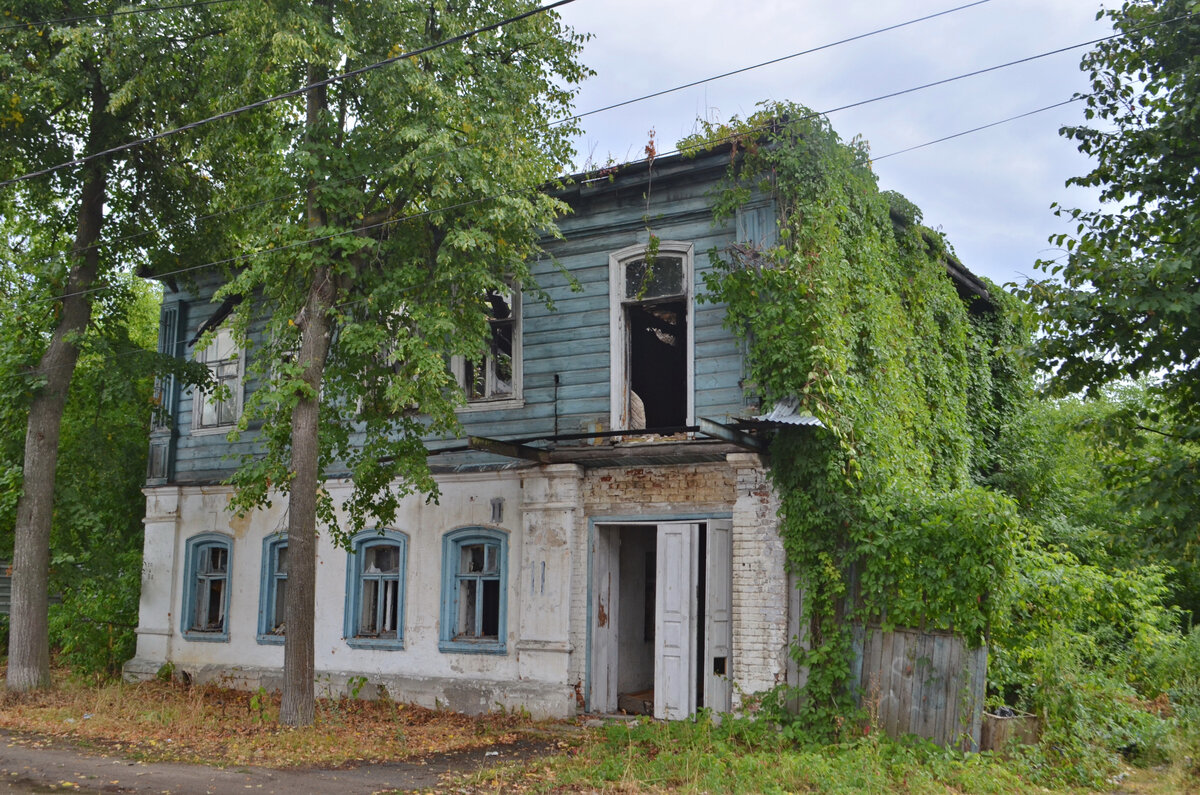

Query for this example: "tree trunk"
[8,102,108,692]
[280,55,331,727]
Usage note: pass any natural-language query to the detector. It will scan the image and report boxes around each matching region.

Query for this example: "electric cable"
[0,0,575,189]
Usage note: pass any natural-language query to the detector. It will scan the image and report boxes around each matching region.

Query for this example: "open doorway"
[590,520,731,719]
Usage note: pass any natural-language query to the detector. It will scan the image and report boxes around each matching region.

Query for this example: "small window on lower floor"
[344,529,408,649]
[257,535,288,644]
[439,527,508,654]
[182,534,232,642]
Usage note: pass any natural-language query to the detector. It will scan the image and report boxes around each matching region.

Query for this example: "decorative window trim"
[191,325,244,435]
[256,534,288,645]
[181,533,233,643]
[343,529,408,650]
[608,241,695,430]
[452,288,523,412]
[439,527,509,655]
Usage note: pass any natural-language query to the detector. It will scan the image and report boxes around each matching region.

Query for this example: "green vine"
[687,104,1030,737]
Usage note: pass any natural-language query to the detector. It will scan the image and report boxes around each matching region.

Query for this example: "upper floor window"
[453,289,521,406]
[182,534,232,642]
[257,535,287,644]
[439,527,508,654]
[609,243,694,431]
[344,529,408,650]
[194,326,242,431]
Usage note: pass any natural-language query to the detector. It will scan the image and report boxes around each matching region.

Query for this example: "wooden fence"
[851,625,987,750]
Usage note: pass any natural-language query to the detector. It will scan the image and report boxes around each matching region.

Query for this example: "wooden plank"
[467,436,550,464]
[881,629,897,737]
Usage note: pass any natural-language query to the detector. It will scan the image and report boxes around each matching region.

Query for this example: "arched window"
[439,527,508,654]
[182,533,232,642]
[256,535,288,644]
[344,529,408,650]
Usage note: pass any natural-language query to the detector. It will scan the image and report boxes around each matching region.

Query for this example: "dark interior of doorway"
[613,522,708,717]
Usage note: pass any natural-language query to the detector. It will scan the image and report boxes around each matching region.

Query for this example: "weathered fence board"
[854,625,986,750]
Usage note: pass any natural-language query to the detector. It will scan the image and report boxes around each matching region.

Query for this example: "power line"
[0,0,575,190]
[17,9,1196,309]
[552,0,993,127]
[872,97,1087,161]
[0,0,235,33]
[44,0,1032,260]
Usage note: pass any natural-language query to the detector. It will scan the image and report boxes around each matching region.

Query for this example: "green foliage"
[207,0,591,545]
[0,277,165,677]
[692,103,1030,736]
[1026,0,1200,428]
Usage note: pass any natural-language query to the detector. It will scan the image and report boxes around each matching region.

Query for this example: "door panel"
[705,519,732,712]
[591,526,620,713]
[655,522,698,719]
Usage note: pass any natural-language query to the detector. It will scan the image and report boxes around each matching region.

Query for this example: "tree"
[0,1,228,690]
[210,1,588,725]
[1029,0,1200,425]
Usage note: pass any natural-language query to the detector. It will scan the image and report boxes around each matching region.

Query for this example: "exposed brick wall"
[728,453,788,705]
[583,463,736,513]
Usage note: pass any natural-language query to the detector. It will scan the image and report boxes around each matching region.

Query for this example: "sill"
[455,397,524,414]
[345,637,405,651]
[256,634,285,646]
[182,631,229,643]
[191,424,238,438]
[439,638,506,655]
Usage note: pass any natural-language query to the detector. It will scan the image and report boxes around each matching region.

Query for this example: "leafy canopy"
[1028,0,1200,425]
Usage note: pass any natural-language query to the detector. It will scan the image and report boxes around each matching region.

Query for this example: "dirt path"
[0,729,555,794]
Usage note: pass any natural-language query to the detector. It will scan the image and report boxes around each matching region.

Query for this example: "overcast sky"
[555,0,1112,287]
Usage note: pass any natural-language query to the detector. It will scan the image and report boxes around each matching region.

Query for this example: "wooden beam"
[697,417,767,453]
[468,436,551,464]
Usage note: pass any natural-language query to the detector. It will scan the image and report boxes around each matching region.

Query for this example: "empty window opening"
[458,289,518,402]
[627,300,687,428]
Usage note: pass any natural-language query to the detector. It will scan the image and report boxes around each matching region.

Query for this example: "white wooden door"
[591,526,620,713]
[654,522,698,719]
[704,519,733,713]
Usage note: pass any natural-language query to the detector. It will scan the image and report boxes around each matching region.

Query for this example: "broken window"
[257,536,287,643]
[182,534,232,641]
[440,528,508,654]
[611,246,692,430]
[346,530,407,649]
[455,289,520,403]
[194,326,241,430]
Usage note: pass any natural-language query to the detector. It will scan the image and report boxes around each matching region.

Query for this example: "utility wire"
[15,9,1196,309]
[0,0,235,32]
[42,0,1034,259]
[0,0,575,189]
[872,96,1087,161]
[551,0,993,126]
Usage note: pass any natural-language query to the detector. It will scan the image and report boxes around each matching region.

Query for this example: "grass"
[455,713,1198,794]
[0,664,544,768]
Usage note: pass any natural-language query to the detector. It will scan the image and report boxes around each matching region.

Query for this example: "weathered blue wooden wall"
[162,148,767,484]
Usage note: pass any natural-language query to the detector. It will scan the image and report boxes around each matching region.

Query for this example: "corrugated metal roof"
[748,396,825,427]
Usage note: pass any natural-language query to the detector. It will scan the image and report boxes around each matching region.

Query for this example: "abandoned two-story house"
[124,144,996,727]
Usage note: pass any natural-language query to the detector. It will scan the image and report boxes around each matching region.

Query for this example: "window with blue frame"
[344,530,407,649]
[440,527,507,654]
[182,534,232,641]
[257,535,288,644]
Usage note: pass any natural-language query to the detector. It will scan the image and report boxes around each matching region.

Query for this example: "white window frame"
[608,241,695,431]
[192,325,243,435]
[452,288,522,412]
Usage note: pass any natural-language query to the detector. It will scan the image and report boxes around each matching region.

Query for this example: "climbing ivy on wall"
[683,104,1031,735]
